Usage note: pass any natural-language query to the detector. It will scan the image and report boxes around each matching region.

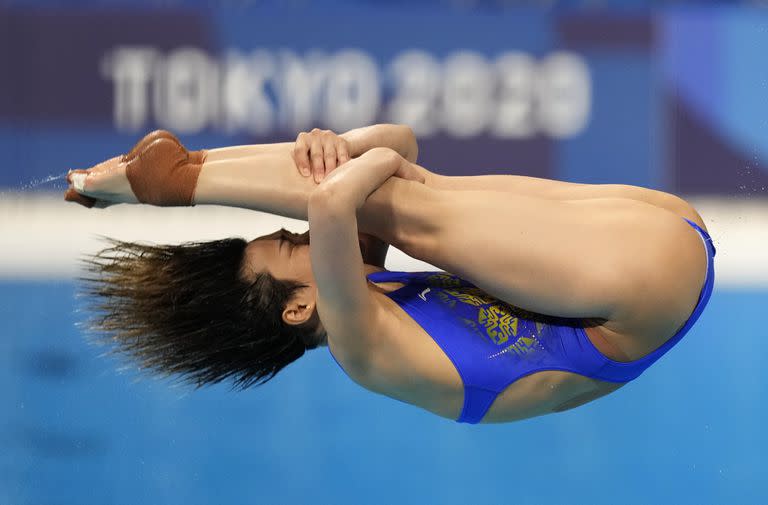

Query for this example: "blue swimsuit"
[330,218,716,424]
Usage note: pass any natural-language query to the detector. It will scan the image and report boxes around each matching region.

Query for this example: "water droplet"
[19,171,69,190]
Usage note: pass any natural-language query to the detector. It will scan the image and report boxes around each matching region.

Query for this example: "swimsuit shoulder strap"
[366,270,416,284]
[366,271,476,287]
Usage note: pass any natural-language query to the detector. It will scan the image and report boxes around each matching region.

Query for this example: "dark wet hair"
[80,237,318,390]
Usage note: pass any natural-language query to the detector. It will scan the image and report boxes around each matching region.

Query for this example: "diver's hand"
[64,130,206,208]
[292,128,351,183]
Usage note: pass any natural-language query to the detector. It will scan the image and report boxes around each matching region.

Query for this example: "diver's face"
[241,228,314,285]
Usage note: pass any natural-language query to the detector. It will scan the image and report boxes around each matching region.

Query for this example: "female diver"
[64,124,715,424]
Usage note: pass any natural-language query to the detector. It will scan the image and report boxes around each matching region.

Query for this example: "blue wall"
[1,282,765,504]
[3,4,768,196]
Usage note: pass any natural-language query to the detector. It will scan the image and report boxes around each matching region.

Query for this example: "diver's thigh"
[427,173,706,231]
[412,192,660,317]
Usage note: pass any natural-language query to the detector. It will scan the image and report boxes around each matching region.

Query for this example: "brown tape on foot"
[122,130,181,162]
[125,137,206,206]
[64,130,206,207]
[122,130,206,166]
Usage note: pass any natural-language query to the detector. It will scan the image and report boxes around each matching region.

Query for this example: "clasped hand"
[292,128,424,185]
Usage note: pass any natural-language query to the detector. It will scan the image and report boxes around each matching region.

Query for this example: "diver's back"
[330,272,623,423]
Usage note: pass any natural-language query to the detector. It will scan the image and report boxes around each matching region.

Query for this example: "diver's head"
[240,228,321,339]
[82,231,324,390]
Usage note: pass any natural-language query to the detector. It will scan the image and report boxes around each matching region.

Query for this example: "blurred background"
[1,0,766,504]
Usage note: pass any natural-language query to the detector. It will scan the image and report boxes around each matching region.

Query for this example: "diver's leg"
[414,169,707,232]
[359,176,707,342]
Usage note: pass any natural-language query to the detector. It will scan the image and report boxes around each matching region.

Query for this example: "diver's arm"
[341,124,418,163]
[313,148,424,211]
[306,148,423,363]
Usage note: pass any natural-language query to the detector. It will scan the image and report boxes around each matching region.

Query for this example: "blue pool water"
[0,281,765,504]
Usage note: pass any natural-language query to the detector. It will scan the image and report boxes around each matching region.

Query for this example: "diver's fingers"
[336,138,350,166]
[322,138,337,175]
[293,132,311,177]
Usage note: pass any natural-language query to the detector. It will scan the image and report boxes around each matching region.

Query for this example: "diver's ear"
[282,300,315,326]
